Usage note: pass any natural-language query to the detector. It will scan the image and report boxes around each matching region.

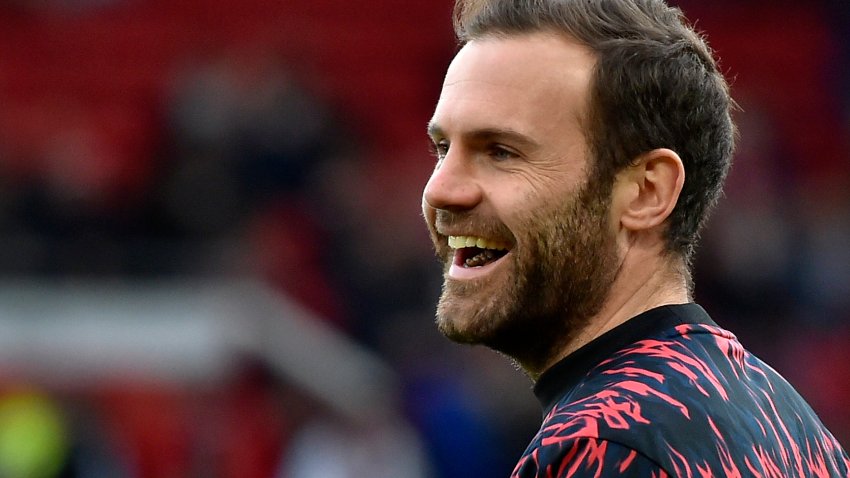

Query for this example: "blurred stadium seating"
[0,0,847,476]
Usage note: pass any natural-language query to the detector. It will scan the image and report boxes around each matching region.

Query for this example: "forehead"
[431,32,595,140]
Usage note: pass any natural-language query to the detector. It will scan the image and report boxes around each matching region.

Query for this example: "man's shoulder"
[538,323,725,445]
[566,320,736,419]
[520,321,850,477]
[519,323,731,472]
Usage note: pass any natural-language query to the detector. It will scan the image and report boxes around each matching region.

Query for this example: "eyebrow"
[427,122,541,151]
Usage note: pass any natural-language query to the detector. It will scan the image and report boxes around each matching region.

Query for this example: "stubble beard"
[434,181,620,371]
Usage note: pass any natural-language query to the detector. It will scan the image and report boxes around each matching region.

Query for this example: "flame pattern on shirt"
[513,323,850,477]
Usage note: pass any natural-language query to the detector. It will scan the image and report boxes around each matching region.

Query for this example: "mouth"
[446,235,511,279]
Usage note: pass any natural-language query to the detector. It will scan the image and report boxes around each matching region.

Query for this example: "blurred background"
[0,0,847,476]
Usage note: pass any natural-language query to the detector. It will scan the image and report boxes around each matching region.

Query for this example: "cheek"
[518,169,585,204]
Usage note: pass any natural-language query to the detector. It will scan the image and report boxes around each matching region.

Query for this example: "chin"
[435,302,483,344]
[436,296,497,344]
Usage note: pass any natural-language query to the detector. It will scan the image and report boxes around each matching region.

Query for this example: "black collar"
[533,303,716,415]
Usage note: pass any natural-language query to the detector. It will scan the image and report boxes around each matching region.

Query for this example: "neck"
[530,248,690,380]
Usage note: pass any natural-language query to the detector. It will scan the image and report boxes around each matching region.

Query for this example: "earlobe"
[617,148,685,232]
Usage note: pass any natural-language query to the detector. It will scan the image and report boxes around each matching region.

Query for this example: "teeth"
[448,235,508,251]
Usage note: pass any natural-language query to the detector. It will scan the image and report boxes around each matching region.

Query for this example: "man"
[421,0,850,476]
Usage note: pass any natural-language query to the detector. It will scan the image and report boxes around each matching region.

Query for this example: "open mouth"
[448,235,510,269]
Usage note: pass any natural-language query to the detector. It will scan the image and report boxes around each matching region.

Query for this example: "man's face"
[422,32,620,369]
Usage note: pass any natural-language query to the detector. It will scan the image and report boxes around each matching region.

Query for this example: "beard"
[432,179,620,372]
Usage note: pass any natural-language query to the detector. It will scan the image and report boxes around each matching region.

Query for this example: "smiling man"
[422,0,850,476]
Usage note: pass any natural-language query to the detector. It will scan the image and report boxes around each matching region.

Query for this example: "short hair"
[454,0,737,265]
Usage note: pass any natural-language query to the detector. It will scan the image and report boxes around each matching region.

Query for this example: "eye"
[488,144,519,161]
[430,140,450,161]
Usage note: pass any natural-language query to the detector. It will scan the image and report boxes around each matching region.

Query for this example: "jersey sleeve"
[511,437,669,478]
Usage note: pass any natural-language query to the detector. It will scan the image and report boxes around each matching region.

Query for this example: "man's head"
[454,0,736,267]
[422,0,735,372]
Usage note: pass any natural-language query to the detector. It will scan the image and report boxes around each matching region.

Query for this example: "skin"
[422,31,690,379]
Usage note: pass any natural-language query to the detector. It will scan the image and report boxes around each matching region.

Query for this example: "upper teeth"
[448,235,508,250]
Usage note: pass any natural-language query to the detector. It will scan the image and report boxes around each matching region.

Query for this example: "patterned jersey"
[513,303,850,477]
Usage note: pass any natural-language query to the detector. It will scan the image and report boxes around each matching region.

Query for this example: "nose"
[423,149,482,212]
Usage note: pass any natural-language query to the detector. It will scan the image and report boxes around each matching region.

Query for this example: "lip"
[447,249,511,280]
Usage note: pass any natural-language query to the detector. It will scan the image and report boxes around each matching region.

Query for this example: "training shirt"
[512,303,850,477]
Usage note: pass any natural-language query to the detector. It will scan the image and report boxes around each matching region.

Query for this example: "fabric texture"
[513,303,850,477]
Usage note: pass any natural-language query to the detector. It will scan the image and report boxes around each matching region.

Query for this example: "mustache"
[434,210,514,242]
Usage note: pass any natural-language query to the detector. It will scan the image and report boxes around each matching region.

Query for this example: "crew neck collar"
[533,303,716,415]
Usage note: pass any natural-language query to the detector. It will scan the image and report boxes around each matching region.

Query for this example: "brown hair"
[454,0,736,266]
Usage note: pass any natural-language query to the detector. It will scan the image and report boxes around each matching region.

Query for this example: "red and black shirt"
[513,303,850,477]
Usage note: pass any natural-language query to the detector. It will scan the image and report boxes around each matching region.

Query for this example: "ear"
[611,148,685,232]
